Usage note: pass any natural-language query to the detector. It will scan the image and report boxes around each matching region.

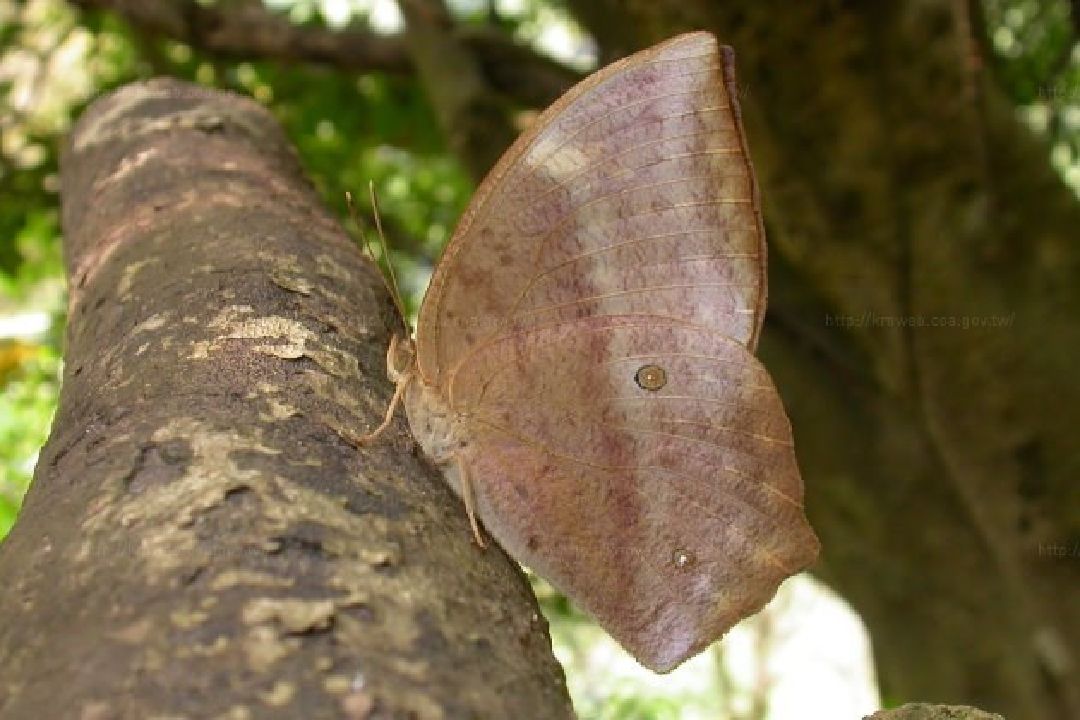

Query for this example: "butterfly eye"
[635,364,667,391]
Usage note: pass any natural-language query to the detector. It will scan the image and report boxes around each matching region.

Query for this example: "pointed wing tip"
[663,30,736,62]
[620,522,821,674]
[673,30,717,43]
[662,31,719,56]
[627,620,736,675]
[628,638,710,675]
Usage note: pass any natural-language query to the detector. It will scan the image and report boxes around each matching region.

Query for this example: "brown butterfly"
[359,31,819,673]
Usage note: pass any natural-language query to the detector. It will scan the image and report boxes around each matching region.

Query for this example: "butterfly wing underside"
[416,31,767,385]
[405,31,818,672]
[445,317,819,672]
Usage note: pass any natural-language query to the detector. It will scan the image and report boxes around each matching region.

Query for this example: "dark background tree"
[0,1,1077,718]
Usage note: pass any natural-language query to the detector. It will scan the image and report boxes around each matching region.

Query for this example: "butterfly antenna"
[346,191,379,261]
[368,181,410,330]
[347,188,411,333]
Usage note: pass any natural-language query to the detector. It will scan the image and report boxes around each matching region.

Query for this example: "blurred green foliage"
[984,0,1080,183]
[0,339,60,535]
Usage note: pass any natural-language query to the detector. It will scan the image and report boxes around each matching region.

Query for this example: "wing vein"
[603,422,792,447]
[513,130,737,234]
[524,108,736,202]
[522,96,727,190]
[529,231,757,285]
[513,282,757,318]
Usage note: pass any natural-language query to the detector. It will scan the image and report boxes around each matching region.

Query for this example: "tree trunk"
[0,78,572,720]
[866,704,1004,720]
[551,2,1080,718]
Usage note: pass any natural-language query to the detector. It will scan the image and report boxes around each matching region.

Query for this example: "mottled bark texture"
[0,79,571,720]
[865,704,1005,720]
[553,2,1080,719]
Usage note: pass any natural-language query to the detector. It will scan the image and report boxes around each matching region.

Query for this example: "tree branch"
[397,0,519,182]
[0,77,572,718]
[68,0,580,111]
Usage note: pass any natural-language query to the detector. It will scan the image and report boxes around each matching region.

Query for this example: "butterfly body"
[382,31,819,673]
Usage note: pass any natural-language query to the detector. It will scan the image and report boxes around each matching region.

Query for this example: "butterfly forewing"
[417,32,766,385]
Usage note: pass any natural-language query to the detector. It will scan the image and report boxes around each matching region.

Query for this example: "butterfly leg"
[353,336,413,445]
[455,454,487,549]
[354,373,410,444]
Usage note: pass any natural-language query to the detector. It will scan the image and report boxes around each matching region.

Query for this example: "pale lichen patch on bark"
[323,675,351,693]
[211,569,296,591]
[263,474,395,553]
[325,564,425,650]
[315,253,356,282]
[387,656,432,683]
[222,704,255,720]
[131,311,170,335]
[260,680,297,706]
[269,270,314,296]
[244,625,297,673]
[96,147,161,191]
[189,340,211,359]
[242,597,335,633]
[118,257,159,298]
[306,348,361,379]
[256,250,304,273]
[263,345,306,360]
[226,315,315,356]
[192,309,361,379]
[209,305,257,328]
[262,397,299,421]
[186,636,230,658]
[73,82,261,155]
[170,608,210,629]
[109,618,154,645]
[79,418,282,582]
[71,83,172,152]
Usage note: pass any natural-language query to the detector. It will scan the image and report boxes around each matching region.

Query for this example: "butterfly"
[358,31,819,673]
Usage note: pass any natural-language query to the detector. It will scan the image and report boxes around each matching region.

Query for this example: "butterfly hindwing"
[440,316,818,671]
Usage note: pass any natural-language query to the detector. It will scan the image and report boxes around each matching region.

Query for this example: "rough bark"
[865,704,1005,720]
[0,78,571,719]
[554,2,1080,718]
